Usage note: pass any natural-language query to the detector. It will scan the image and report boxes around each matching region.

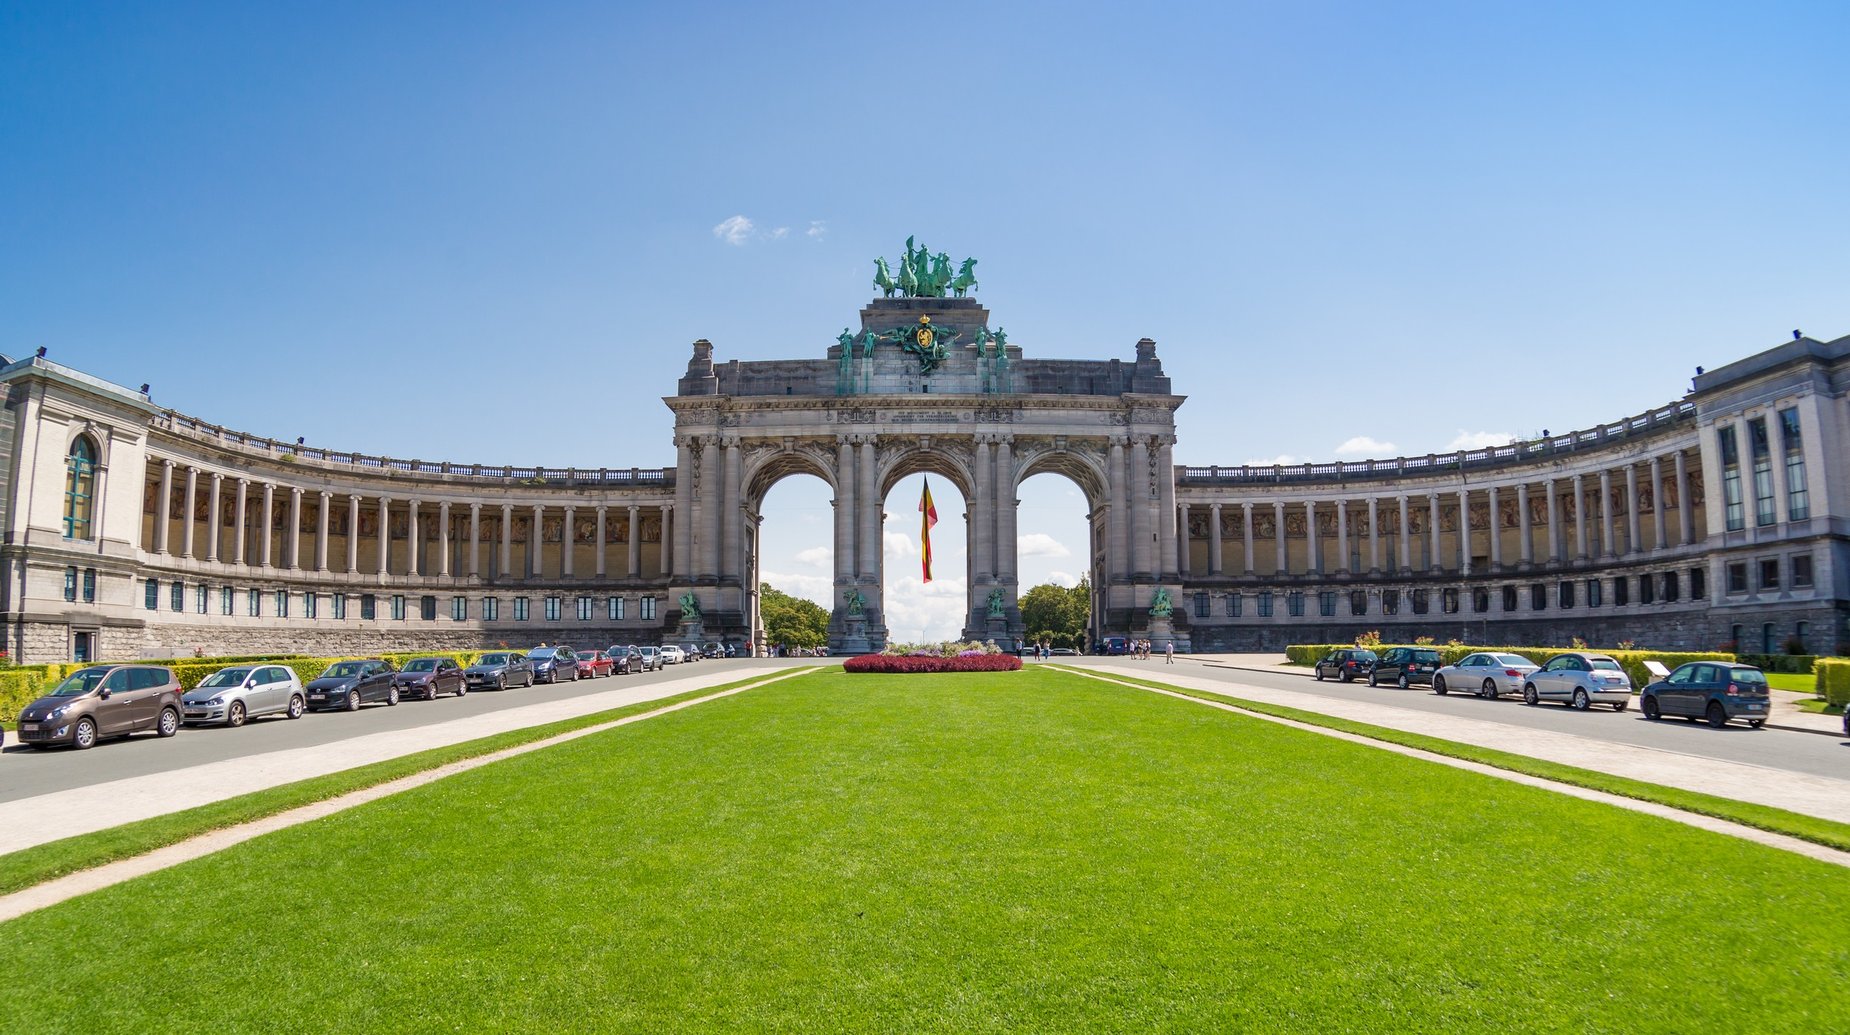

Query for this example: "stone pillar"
[1130,437,1151,577]
[1176,503,1190,575]
[1768,433,1789,524]
[1335,500,1349,573]
[1517,483,1532,566]
[1545,478,1561,562]
[500,504,513,577]
[628,505,641,576]
[1598,469,1615,559]
[180,466,198,558]
[347,495,361,572]
[205,473,222,562]
[660,504,673,576]
[1156,440,1178,578]
[407,499,421,577]
[1240,502,1254,575]
[699,436,721,580]
[438,501,452,577]
[1397,495,1410,572]
[722,437,743,586]
[287,487,302,569]
[316,491,331,571]
[857,440,879,582]
[530,504,544,578]
[1109,438,1129,579]
[1368,497,1381,573]
[1487,486,1501,569]
[969,438,990,585]
[469,503,481,576]
[1304,500,1319,574]
[261,483,276,568]
[154,460,174,554]
[1625,465,1641,554]
[377,497,391,574]
[595,506,607,577]
[234,479,249,566]
[835,441,858,587]
[1208,503,1223,575]
[561,505,576,577]
[673,437,695,579]
[1457,489,1471,576]
[997,438,1018,595]
[1272,501,1286,575]
[1573,474,1588,560]
[1428,495,1441,571]
[1675,451,1693,545]
[1650,457,1667,551]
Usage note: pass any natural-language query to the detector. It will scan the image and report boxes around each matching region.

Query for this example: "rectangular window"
[82,568,96,603]
[1349,590,1367,616]
[1194,593,1210,619]
[1614,577,1630,606]
[1411,588,1429,614]
[171,581,185,612]
[1586,578,1602,607]
[1226,593,1243,617]
[641,596,656,621]
[1471,588,1489,614]
[1530,583,1546,610]
[196,585,209,614]
[1663,571,1679,602]
[1381,589,1399,615]
[1749,417,1775,527]
[333,593,347,620]
[1759,558,1780,590]
[1256,591,1274,617]
[1792,554,1813,589]
[1441,588,1459,614]
[1317,591,1335,618]
[249,588,262,617]
[391,594,406,621]
[1690,567,1706,599]
[360,594,376,620]
[1558,580,1575,608]
[452,596,467,621]
[578,595,595,621]
[1780,408,1809,520]
[64,566,76,602]
[303,593,317,619]
[1287,591,1305,617]
[1502,585,1518,612]
[1726,562,1747,594]
[483,596,500,621]
[420,595,437,621]
[545,596,562,622]
[513,596,531,621]
[1637,575,1652,605]
[1795,621,1810,654]
[1719,425,1744,532]
[608,596,623,621]
[275,590,290,618]
[222,587,234,615]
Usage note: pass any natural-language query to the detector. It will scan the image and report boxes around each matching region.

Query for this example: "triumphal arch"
[664,240,1186,653]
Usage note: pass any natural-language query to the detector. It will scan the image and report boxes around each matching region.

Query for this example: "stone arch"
[740,442,839,512]
[1011,440,1109,508]
[876,440,974,500]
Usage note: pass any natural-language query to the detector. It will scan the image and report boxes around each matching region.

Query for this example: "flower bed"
[843,653,1023,674]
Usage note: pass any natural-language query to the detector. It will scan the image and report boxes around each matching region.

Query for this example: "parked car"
[396,657,467,700]
[1432,652,1539,699]
[1641,662,1770,728]
[182,664,305,727]
[1100,636,1129,656]
[575,649,615,679]
[1369,647,1442,688]
[702,643,726,659]
[14,664,183,749]
[1051,647,1078,657]
[604,645,635,675]
[526,646,580,683]
[1314,649,1377,683]
[660,645,686,665]
[1523,652,1631,711]
[634,646,662,672]
[306,659,399,712]
[464,651,534,691]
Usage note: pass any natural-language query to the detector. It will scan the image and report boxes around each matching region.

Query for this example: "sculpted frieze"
[1687,471,1704,506]
[1254,512,1275,538]
[1187,512,1209,539]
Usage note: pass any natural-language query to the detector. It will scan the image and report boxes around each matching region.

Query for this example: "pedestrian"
[1165,640,1174,664]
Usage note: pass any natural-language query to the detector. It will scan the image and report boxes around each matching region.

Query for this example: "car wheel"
[287,695,305,719]
[73,716,97,749]
[1571,689,1590,711]
[456,683,467,698]
[495,676,505,691]
[387,686,400,706]
[1523,684,1539,706]
[1706,702,1727,729]
[1613,699,1628,712]
[227,700,247,728]
[1368,671,1379,687]
[1433,676,1447,696]
[347,689,362,712]
[1397,672,1409,690]
[1748,718,1764,729]
[1642,696,1660,720]
[1314,667,1324,682]
[1482,679,1499,700]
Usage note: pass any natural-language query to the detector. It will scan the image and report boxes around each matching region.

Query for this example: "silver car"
[1432,652,1538,700]
[182,664,306,727]
[1523,652,1632,711]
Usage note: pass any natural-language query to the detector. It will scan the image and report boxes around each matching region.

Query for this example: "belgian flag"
[919,478,938,583]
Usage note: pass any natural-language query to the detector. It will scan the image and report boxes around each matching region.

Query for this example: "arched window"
[63,436,97,540]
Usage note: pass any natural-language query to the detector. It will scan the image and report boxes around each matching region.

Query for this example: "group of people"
[1125,639,1176,663]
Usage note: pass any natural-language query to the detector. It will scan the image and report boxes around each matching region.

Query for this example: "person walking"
[1165,639,1174,664]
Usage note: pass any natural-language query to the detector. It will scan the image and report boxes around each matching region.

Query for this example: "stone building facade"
[0,292,1844,661]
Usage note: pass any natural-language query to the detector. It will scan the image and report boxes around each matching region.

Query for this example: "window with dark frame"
[1317,591,1335,618]
[1792,554,1813,589]
[1749,417,1775,527]
[1411,588,1429,614]
[1530,583,1546,610]
[1349,590,1367,616]
[1780,408,1809,520]
[1759,558,1780,590]
[1558,580,1575,608]
[1719,425,1744,531]
[1381,589,1399,615]
[1726,563,1746,594]
[1614,577,1629,606]
[1502,585,1517,612]
[1257,591,1274,618]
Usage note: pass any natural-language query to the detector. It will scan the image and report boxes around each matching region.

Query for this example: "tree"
[760,582,828,651]
[1018,577,1090,649]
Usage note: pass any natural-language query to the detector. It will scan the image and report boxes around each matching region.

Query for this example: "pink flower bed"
[842,653,1023,674]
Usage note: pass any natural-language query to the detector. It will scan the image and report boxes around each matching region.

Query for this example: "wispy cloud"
[770,226,789,239]
[794,546,831,567]
[1018,533,1071,558]
[1243,454,1304,466]
[1444,429,1516,451]
[1334,436,1396,458]
[806,220,827,240]
[884,530,916,557]
[1046,570,1078,587]
[712,215,755,246]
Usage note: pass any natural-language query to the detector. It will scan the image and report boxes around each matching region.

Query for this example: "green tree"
[1018,577,1090,649]
[760,582,829,651]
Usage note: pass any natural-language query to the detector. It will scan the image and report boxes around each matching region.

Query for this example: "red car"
[575,649,615,679]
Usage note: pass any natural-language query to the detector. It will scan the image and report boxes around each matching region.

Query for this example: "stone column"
[1650,457,1667,551]
[407,499,421,577]
[316,492,331,571]
[857,440,879,582]
[1304,500,1319,574]
[969,438,990,586]
[1457,489,1471,576]
[1625,465,1641,554]
[1545,478,1562,562]
[1208,503,1223,575]
[181,466,198,558]
[261,483,276,568]
[628,505,641,576]
[1675,450,1693,545]
[699,436,721,580]
[1573,474,1588,560]
[1240,502,1254,575]
[1176,503,1190,575]
[234,479,249,565]
[154,460,174,554]
[1428,495,1441,571]
[1768,432,1789,524]
[722,437,743,586]
[1130,437,1151,577]
[1156,440,1178,578]
[1487,486,1501,569]
[561,505,576,577]
[1397,495,1410,572]
[1272,501,1286,575]
[438,501,452,577]
[530,504,544,578]
[997,438,1018,594]
[346,495,361,572]
[500,504,513,577]
[377,497,391,574]
[1109,438,1129,579]
[1335,500,1349,573]
[1368,497,1381,573]
[1517,483,1532,566]
[673,437,695,579]
[287,487,302,569]
[469,503,481,576]
[660,504,673,576]
[836,440,858,589]
[1598,469,1615,559]
[205,473,222,562]
[595,506,607,577]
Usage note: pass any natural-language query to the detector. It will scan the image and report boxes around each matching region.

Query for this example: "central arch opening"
[879,472,969,644]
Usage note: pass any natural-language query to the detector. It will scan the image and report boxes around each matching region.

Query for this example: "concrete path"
[0,663,804,856]
[1067,660,1850,825]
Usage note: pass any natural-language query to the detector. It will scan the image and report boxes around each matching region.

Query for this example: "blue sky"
[5,2,1846,638]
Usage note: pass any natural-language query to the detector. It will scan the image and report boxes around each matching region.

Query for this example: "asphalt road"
[0,659,798,805]
[1077,657,1850,780]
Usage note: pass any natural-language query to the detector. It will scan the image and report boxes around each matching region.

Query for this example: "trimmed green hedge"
[1816,659,1850,707]
[1735,653,1819,675]
[1286,643,1737,693]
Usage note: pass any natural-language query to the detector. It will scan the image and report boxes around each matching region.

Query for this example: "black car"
[603,645,635,675]
[395,657,467,701]
[1314,649,1377,683]
[525,646,580,684]
[305,659,399,711]
[1369,647,1443,689]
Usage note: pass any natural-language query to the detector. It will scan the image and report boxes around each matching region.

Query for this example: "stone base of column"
[836,617,872,657]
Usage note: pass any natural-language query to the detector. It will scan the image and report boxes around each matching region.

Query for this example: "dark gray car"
[305,659,400,712]
[465,651,535,691]
[15,665,183,749]
[525,646,579,684]
[1641,662,1770,728]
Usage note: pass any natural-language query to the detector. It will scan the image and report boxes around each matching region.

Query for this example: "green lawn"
[3,668,1846,1032]
[1767,672,1818,693]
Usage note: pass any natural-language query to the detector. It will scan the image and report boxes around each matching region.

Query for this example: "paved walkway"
[0,663,801,857]
[1067,660,1850,825]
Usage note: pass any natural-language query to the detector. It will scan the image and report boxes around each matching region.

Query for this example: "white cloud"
[712,215,755,245]
[806,220,827,239]
[882,574,969,643]
[1334,436,1396,458]
[770,226,789,239]
[1045,570,1078,587]
[793,546,831,567]
[884,530,916,557]
[759,569,834,608]
[1017,533,1071,558]
[1444,429,1516,451]
[1243,454,1304,467]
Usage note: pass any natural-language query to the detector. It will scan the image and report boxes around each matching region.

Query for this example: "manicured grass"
[1071,667,1850,853]
[0,673,796,898]
[3,668,1847,1032]
[1792,698,1840,715]
[1767,672,1819,693]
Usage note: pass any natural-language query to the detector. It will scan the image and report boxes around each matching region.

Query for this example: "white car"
[180,664,306,727]
[659,645,686,665]
[1431,652,1538,700]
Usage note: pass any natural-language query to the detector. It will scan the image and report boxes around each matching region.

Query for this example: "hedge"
[1816,659,1850,708]
[1735,653,1819,675]
[1286,643,1736,693]
[843,653,1023,673]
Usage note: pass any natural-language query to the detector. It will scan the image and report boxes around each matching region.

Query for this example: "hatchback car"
[1369,647,1442,688]
[575,649,614,679]
[182,664,306,727]
[526,646,580,683]
[306,659,400,712]
[1314,649,1377,683]
[634,646,662,672]
[1523,652,1631,711]
[1641,662,1770,728]
[1432,652,1539,699]
[603,646,634,675]
[15,664,184,749]
[396,657,467,700]
[465,651,534,691]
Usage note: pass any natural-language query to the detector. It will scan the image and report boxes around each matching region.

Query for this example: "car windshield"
[199,668,252,688]
[322,662,366,679]
[1729,667,1769,686]
[528,648,558,659]
[405,659,440,672]
[50,668,112,697]
[480,654,511,666]
[1493,654,1533,667]
[1411,650,1441,662]
[1351,650,1376,660]
[1589,658,1623,671]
